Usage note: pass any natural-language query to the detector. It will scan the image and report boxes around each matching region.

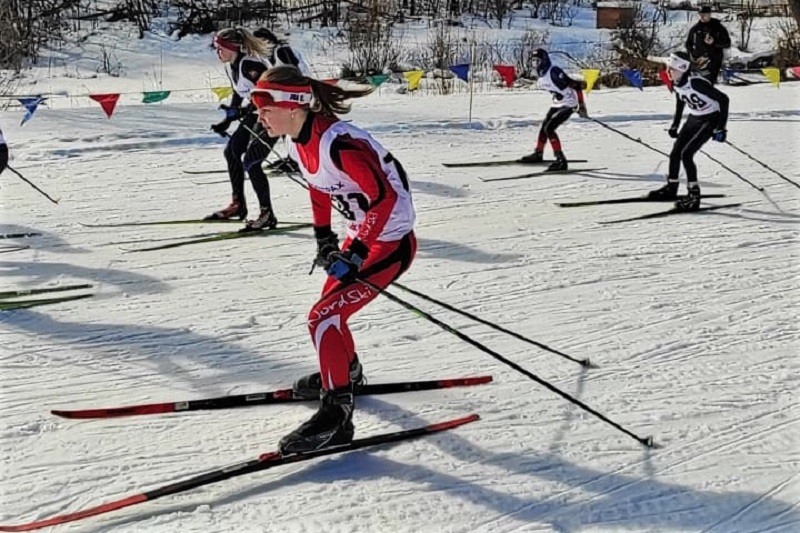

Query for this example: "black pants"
[0,144,7,176]
[224,114,276,210]
[669,114,717,186]
[537,106,573,153]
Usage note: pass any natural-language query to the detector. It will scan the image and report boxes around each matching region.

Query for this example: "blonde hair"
[216,27,269,58]
[261,66,375,117]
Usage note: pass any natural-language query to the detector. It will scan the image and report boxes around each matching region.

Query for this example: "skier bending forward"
[251,66,417,454]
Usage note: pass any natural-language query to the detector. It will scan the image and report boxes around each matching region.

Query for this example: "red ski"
[0,414,479,531]
[51,376,492,419]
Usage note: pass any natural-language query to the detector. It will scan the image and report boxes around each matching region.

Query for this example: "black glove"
[326,249,365,283]
[668,126,679,139]
[314,231,340,270]
[712,128,727,143]
[326,239,368,283]
[211,119,232,137]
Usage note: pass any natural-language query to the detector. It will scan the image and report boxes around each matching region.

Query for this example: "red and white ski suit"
[287,113,416,391]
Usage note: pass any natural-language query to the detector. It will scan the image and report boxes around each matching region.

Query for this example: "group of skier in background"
[198,2,734,454]
[0,5,734,454]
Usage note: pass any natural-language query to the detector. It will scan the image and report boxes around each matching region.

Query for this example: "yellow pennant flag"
[581,69,601,95]
[211,86,233,101]
[403,70,424,91]
[761,67,780,87]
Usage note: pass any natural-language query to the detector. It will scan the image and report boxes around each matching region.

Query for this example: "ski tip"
[428,413,480,432]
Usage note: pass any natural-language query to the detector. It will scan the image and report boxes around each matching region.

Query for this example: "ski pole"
[587,117,669,157]
[699,148,764,191]
[357,277,655,448]
[724,140,799,190]
[391,281,593,368]
[6,165,59,204]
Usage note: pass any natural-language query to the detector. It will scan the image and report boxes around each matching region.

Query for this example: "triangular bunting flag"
[658,69,673,92]
[89,93,121,119]
[761,67,780,87]
[493,65,516,88]
[403,70,424,91]
[620,68,643,90]
[449,64,470,82]
[790,66,800,79]
[142,91,170,104]
[581,69,600,95]
[211,86,233,101]
[18,96,46,126]
[322,78,339,85]
[366,74,389,87]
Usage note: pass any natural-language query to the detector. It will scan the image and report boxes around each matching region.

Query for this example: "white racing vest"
[674,72,721,117]
[288,120,415,243]
[233,54,266,105]
[270,45,312,76]
[537,66,578,108]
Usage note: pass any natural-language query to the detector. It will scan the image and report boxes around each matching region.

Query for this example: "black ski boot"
[244,206,278,231]
[279,387,355,454]
[675,184,701,212]
[547,151,568,171]
[205,199,247,221]
[520,151,544,164]
[648,181,679,200]
[293,355,364,401]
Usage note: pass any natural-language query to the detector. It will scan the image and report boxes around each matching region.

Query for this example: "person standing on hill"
[685,5,731,85]
[648,52,729,212]
[250,66,416,454]
[520,48,588,171]
[207,27,279,230]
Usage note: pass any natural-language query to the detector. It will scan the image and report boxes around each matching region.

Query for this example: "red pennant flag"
[89,93,121,118]
[493,65,516,88]
[790,66,800,79]
[658,70,673,93]
[322,78,339,85]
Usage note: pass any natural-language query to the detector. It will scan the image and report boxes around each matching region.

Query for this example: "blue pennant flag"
[620,68,643,90]
[449,64,470,82]
[19,96,46,125]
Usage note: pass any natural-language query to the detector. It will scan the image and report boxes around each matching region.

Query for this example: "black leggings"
[669,114,717,186]
[537,106,573,153]
[225,114,276,210]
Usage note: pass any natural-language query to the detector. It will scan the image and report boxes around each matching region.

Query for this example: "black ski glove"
[668,126,679,139]
[211,119,232,137]
[309,226,340,274]
[325,239,369,282]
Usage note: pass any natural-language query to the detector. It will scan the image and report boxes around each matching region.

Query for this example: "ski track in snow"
[1,82,798,532]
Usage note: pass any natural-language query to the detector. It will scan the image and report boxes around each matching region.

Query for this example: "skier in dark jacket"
[207,27,278,230]
[685,5,731,85]
[649,52,729,212]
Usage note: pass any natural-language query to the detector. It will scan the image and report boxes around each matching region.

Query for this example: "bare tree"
[344,0,402,76]
[736,0,758,52]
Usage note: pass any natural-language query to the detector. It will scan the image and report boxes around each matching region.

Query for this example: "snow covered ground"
[1,16,799,533]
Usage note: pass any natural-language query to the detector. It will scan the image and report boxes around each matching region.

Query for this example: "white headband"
[667,54,691,73]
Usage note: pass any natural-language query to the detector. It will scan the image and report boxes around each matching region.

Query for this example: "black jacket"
[686,18,731,64]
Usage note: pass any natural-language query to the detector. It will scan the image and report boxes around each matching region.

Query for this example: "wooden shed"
[596,1,636,29]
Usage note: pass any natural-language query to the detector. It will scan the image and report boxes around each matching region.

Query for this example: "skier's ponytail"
[215,27,270,58]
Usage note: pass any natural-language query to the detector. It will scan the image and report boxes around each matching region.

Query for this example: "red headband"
[213,35,240,52]
[251,81,313,109]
